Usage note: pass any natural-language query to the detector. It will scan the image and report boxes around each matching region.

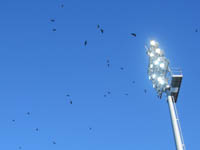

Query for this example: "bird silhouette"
[12,119,15,122]
[61,4,64,8]
[52,28,56,32]
[84,40,87,46]
[97,24,100,29]
[195,29,198,32]
[107,91,111,95]
[100,29,104,34]
[120,67,124,70]
[125,93,128,96]
[132,81,135,84]
[70,100,72,104]
[66,94,70,97]
[50,19,55,22]
[106,60,110,67]
[131,33,136,37]
[53,141,56,144]
[89,127,92,130]
[27,112,30,115]
[35,128,39,131]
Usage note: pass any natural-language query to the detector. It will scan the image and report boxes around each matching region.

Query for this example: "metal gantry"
[146,40,185,150]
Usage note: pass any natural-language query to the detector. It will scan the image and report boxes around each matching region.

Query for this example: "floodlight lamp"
[150,40,157,46]
[159,63,165,68]
[155,48,161,54]
[154,60,159,65]
[166,84,170,89]
[160,79,165,85]
[157,76,161,82]
[149,52,154,57]
[149,76,151,80]
[150,64,153,68]
[152,74,156,79]
[157,77,165,85]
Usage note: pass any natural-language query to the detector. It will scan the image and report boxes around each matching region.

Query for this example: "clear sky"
[0,0,199,149]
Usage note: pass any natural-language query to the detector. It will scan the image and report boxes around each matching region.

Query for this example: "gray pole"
[167,95,184,150]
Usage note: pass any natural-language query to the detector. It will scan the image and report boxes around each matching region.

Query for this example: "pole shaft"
[167,95,183,150]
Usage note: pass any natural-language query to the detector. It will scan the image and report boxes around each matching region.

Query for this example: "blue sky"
[0,0,199,149]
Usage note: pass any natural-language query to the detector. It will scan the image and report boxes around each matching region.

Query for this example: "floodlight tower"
[146,40,185,150]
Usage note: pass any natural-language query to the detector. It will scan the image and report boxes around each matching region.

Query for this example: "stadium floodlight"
[146,40,185,150]
[150,64,153,68]
[150,40,158,47]
[159,63,165,68]
[150,52,154,57]
[152,74,156,79]
[154,60,159,65]
[155,48,161,54]
[157,76,164,84]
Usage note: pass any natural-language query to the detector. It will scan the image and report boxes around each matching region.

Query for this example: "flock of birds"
[14,112,56,149]
[3,0,199,149]
[12,3,147,149]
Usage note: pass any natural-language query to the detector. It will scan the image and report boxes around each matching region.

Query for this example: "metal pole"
[167,95,183,150]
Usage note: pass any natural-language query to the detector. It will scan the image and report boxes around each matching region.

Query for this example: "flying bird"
[66,94,70,97]
[61,4,64,8]
[124,93,128,96]
[53,141,56,144]
[70,100,72,104]
[50,19,55,22]
[132,81,135,84]
[100,29,104,34]
[89,127,92,130]
[97,24,100,29]
[27,112,30,115]
[12,119,15,122]
[106,60,110,67]
[131,33,136,37]
[35,128,39,131]
[52,28,56,32]
[120,67,124,70]
[107,91,111,95]
[195,29,198,32]
[84,40,87,46]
